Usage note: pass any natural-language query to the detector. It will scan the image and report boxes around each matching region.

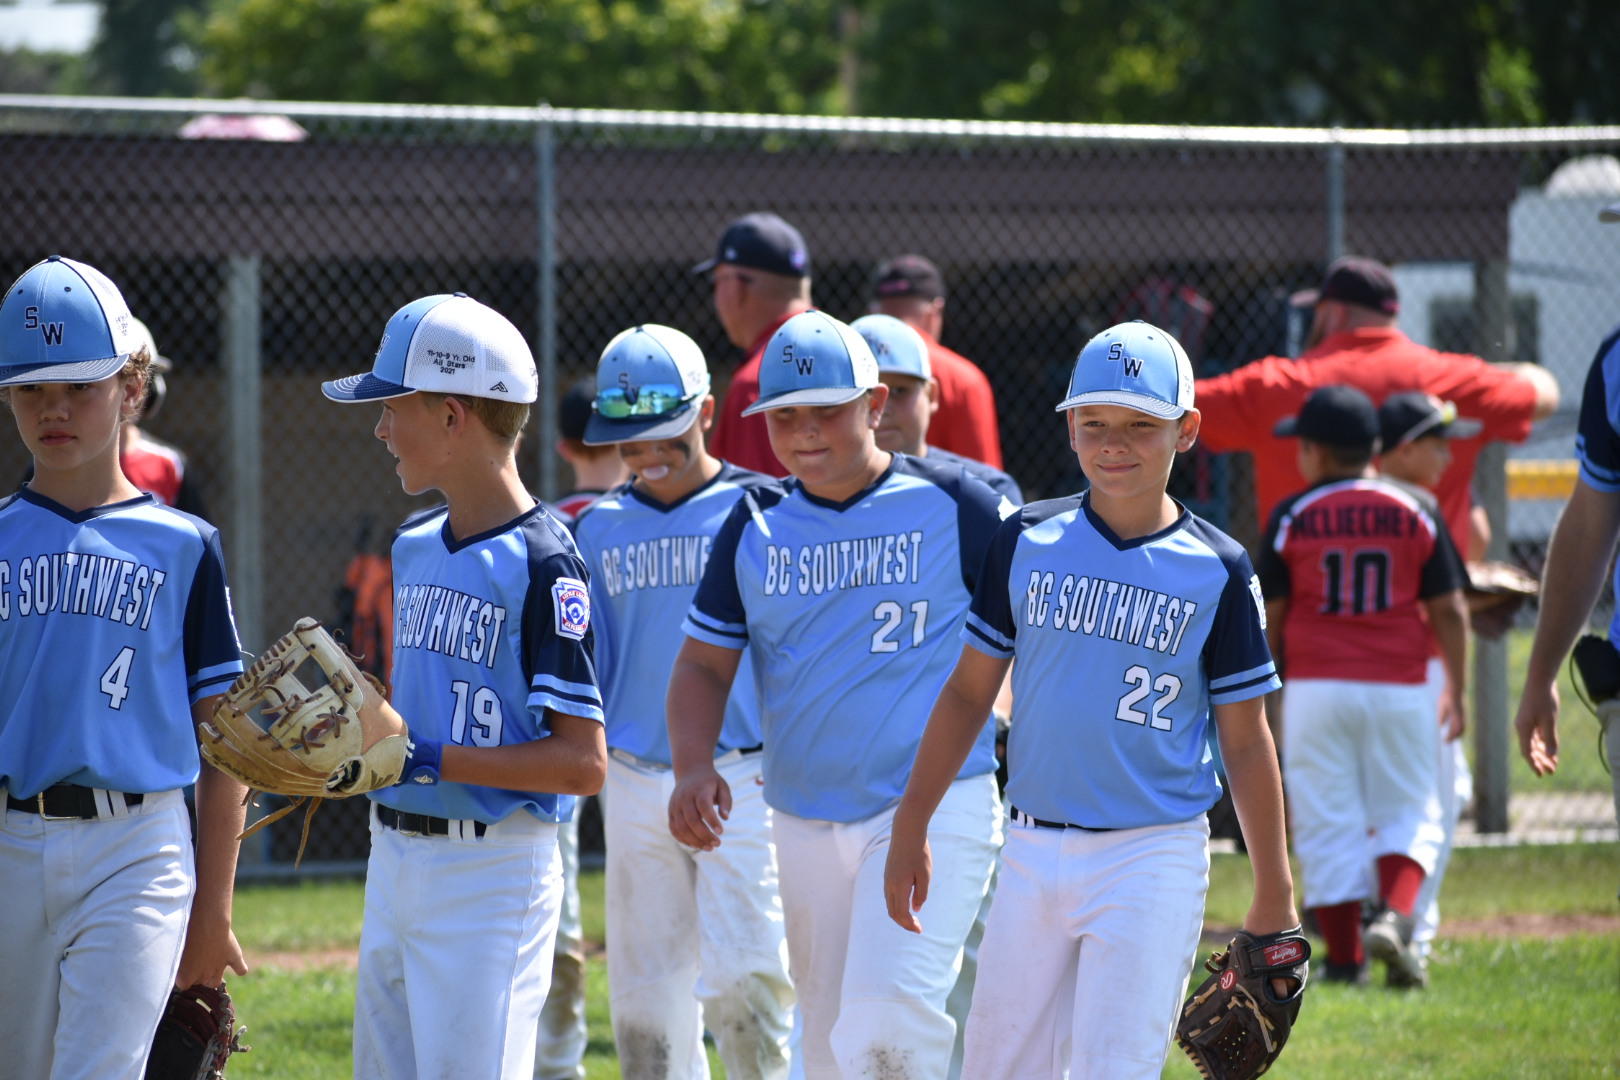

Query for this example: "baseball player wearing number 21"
[0,256,250,1078]
[886,321,1301,1080]
[669,309,1011,1080]
[322,293,607,1080]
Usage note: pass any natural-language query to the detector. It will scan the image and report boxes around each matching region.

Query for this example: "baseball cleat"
[1365,908,1425,989]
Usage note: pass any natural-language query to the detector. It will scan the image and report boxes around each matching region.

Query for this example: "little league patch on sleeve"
[552,577,591,640]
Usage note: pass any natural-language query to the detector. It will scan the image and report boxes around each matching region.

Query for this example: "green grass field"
[225,845,1620,1079]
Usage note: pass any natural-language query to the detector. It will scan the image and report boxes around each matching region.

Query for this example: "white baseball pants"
[774,773,1001,1080]
[1282,677,1445,907]
[606,748,793,1080]
[354,808,562,1080]
[535,807,587,1080]
[0,788,192,1080]
[1411,657,1473,955]
[960,816,1209,1080]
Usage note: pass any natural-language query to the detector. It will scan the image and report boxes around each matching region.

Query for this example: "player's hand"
[882,834,933,933]
[1440,690,1467,742]
[668,765,731,851]
[1513,680,1560,776]
[175,919,249,989]
[1241,902,1302,999]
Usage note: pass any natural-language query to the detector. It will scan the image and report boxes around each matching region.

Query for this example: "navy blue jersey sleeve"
[962,509,1024,658]
[1255,499,1292,600]
[521,548,604,723]
[682,490,758,651]
[1418,514,1469,599]
[183,524,245,701]
[1576,328,1620,492]
[953,470,1011,595]
[1200,540,1280,705]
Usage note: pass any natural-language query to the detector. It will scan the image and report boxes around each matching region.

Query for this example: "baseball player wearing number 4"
[669,309,1010,1080]
[886,321,1299,1080]
[322,293,607,1080]
[0,256,249,1079]
[572,325,794,1080]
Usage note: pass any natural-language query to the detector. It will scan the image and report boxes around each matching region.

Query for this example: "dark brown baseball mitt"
[145,982,248,1080]
[1464,560,1540,640]
[1175,927,1310,1080]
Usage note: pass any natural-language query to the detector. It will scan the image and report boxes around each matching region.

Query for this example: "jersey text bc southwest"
[595,534,713,598]
[763,530,927,597]
[1025,571,1199,656]
[394,583,508,669]
[0,552,167,628]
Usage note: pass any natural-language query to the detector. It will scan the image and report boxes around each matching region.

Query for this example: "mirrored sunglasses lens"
[595,384,689,418]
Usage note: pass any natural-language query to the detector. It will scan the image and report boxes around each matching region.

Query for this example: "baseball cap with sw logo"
[742,310,879,415]
[583,324,713,445]
[0,255,140,386]
[850,314,931,381]
[1057,320,1195,419]
[322,293,537,404]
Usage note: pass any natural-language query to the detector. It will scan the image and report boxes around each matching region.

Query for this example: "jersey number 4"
[100,646,137,709]
[1116,665,1183,731]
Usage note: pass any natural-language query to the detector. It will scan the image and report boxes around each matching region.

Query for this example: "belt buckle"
[397,814,429,838]
[37,791,80,821]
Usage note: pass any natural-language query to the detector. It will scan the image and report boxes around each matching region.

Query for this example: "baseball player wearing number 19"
[886,321,1297,1080]
[669,309,1009,1080]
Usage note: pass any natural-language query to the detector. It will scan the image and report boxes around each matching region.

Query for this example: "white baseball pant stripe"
[1412,656,1473,955]
[606,748,793,1080]
[0,788,193,1080]
[960,816,1209,1080]
[355,808,562,1080]
[1282,677,1445,908]
[535,807,587,1080]
[774,773,1001,1080]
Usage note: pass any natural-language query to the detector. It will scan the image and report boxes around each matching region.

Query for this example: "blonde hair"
[420,391,531,442]
[0,343,151,424]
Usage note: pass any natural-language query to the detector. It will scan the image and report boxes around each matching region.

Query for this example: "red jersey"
[707,313,796,478]
[1257,477,1467,685]
[1195,327,1538,544]
[919,330,1003,468]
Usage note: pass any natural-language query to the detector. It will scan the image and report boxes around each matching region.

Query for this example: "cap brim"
[691,257,719,274]
[741,386,868,416]
[1273,416,1302,437]
[582,401,701,445]
[321,372,415,402]
[1600,203,1620,224]
[0,354,128,387]
[1056,390,1186,419]
[1441,417,1484,439]
[1288,287,1321,309]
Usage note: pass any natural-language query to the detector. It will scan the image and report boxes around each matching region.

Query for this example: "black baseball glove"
[1175,927,1310,1080]
[145,982,248,1080]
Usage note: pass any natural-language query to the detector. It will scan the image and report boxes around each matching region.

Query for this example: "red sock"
[1377,854,1426,916]
[1311,902,1364,966]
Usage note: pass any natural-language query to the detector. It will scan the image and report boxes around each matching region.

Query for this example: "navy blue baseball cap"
[693,212,811,278]
[1275,384,1380,447]
[1290,256,1400,315]
[584,324,712,445]
[1057,321,1195,419]
[323,293,537,404]
[1379,391,1482,448]
[0,256,140,386]
[742,310,879,415]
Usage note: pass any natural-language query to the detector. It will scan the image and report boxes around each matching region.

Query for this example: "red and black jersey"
[1257,476,1466,684]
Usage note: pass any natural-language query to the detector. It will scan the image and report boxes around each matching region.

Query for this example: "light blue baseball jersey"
[0,489,243,797]
[574,463,780,765]
[684,454,1006,822]
[1575,325,1620,641]
[375,502,604,824]
[963,494,1280,830]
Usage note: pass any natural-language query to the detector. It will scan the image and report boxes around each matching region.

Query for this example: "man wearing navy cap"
[696,212,814,478]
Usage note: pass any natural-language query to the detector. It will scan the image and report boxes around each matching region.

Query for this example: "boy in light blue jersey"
[669,310,1009,1080]
[572,324,793,1080]
[322,293,607,1080]
[0,256,248,1079]
[886,322,1300,1080]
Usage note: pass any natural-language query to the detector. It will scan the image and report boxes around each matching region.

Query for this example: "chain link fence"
[2,96,1617,871]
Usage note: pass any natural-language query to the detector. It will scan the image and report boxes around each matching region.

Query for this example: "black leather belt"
[376,805,486,838]
[7,783,144,820]
[1011,805,1114,832]
[735,743,764,755]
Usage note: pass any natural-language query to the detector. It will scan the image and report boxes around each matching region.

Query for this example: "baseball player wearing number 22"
[669,309,1011,1080]
[0,256,249,1079]
[886,321,1301,1080]
[322,293,607,1080]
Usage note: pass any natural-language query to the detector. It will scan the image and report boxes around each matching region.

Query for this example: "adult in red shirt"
[1196,256,1559,545]
[695,211,812,477]
[869,255,1003,469]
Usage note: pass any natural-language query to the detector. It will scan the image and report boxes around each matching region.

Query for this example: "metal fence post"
[223,254,263,657]
[536,109,559,502]
[1472,258,1513,834]
[1326,137,1345,264]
